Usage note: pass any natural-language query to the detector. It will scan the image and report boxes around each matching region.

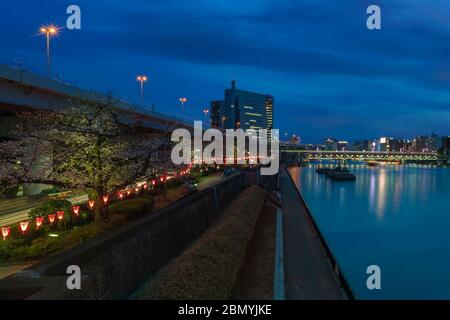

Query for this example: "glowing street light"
[203,109,209,118]
[179,97,187,111]
[39,24,60,77]
[221,115,227,128]
[136,75,148,101]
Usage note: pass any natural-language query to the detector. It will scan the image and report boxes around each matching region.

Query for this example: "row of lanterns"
[1,166,194,241]
[1,208,73,240]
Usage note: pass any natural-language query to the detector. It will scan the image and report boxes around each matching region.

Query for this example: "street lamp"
[179,97,187,111]
[221,115,226,128]
[136,75,148,101]
[203,108,209,118]
[39,24,60,77]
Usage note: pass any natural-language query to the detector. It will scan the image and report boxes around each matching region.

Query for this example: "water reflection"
[289,163,450,299]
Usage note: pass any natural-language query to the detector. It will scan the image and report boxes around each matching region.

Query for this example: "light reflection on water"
[289,163,450,300]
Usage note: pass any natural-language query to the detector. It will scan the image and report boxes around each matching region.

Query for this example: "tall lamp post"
[179,97,187,111]
[203,109,209,118]
[221,115,227,129]
[136,75,148,102]
[39,25,59,78]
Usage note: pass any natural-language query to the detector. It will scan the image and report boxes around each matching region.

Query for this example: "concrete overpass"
[0,64,196,133]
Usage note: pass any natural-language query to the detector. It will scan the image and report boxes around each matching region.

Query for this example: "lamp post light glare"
[136,75,148,102]
[179,97,187,111]
[39,24,60,78]
[203,108,209,118]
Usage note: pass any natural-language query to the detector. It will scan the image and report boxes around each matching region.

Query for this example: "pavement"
[280,169,346,300]
[197,172,223,191]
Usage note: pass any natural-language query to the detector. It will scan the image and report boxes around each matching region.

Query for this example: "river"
[288,163,450,300]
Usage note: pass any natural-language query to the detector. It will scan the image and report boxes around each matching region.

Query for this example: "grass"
[231,205,277,299]
[134,185,267,300]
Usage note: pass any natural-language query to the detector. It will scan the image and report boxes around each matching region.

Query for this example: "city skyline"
[0,1,449,142]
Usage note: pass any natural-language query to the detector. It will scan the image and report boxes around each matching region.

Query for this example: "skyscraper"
[211,81,274,138]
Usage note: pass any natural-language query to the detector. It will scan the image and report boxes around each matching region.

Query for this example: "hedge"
[109,197,154,220]
[134,185,266,300]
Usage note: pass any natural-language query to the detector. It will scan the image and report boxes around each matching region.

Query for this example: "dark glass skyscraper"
[211,81,274,138]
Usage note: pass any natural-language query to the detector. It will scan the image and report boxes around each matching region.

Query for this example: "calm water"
[289,164,450,300]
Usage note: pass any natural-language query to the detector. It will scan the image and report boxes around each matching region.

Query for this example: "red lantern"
[102,195,109,205]
[19,221,29,234]
[57,211,65,221]
[151,180,156,186]
[48,214,56,225]
[160,176,165,182]
[118,192,124,200]
[36,217,45,230]
[143,184,148,190]
[135,187,140,193]
[126,190,132,196]
[72,205,80,216]
[88,200,95,210]
[1,226,11,240]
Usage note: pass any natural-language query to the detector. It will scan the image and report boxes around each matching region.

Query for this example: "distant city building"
[337,141,349,151]
[442,136,450,154]
[353,140,371,151]
[211,80,274,138]
[324,137,338,151]
[290,134,300,144]
[428,133,441,152]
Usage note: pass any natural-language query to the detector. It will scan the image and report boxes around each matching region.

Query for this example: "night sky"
[1,0,449,143]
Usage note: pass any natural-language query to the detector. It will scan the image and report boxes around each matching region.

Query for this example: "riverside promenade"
[280,168,347,300]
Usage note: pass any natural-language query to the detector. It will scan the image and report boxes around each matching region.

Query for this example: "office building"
[211,81,274,138]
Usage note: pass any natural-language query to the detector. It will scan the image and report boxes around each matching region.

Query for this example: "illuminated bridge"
[281,148,447,163]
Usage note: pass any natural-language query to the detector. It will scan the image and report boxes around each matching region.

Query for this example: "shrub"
[134,185,266,300]
[40,187,61,195]
[29,199,72,219]
[109,197,153,220]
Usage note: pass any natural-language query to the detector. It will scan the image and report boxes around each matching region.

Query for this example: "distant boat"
[317,165,356,181]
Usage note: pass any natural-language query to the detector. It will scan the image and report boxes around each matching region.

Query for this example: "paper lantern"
[48,214,56,225]
[151,180,156,186]
[102,195,109,205]
[135,187,140,193]
[88,200,95,210]
[126,190,132,196]
[72,205,80,216]
[143,184,148,190]
[19,221,29,234]
[57,211,65,221]
[1,226,11,240]
[36,217,45,230]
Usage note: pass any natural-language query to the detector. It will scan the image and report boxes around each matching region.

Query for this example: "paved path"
[280,169,346,300]
[197,172,223,191]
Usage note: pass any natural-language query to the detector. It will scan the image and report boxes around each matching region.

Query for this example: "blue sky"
[1,0,449,142]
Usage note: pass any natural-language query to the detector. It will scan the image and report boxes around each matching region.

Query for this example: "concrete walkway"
[280,169,346,300]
